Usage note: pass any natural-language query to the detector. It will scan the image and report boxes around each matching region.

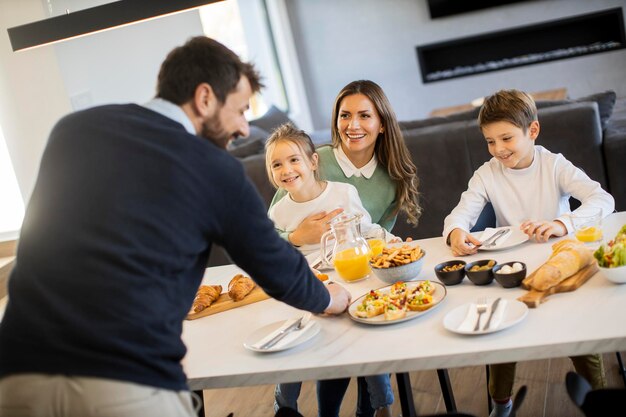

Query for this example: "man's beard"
[200,112,236,149]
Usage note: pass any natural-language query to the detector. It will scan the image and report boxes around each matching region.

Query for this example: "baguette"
[525,239,593,291]
[192,285,222,313]
[228,274,256,301]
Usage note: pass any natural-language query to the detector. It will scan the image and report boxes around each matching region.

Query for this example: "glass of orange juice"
[572,208,603,246]
[365,225,387,257]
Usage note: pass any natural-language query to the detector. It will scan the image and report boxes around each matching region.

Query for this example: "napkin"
[251,318,315,350]
[458,299,508,332]
[480,227,512,248]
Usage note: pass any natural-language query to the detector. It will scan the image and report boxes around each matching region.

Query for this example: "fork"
[474,298,488,331]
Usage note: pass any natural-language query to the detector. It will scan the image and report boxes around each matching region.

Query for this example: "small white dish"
[243,320,320,353]
[477,227,529,251]
[443,299,528,335]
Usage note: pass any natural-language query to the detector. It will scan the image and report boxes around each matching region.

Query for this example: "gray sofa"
[210,92,626,266]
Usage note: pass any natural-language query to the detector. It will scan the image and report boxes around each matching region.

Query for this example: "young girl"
[267,123,389,256]
[266,123,394,417]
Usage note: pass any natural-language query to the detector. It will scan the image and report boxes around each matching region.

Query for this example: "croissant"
[192,285,222,313]
[526,239,593,291]
[228,274,256,301]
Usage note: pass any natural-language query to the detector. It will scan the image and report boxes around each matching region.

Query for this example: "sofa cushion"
[536,90,616,130]
[399,107,479,130]
[249,105,295,132]
[394,120,476,239]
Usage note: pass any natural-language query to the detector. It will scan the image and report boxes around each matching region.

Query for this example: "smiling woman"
[0,127,24,240]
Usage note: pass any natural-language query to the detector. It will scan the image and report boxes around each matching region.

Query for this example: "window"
[0,126,24,239]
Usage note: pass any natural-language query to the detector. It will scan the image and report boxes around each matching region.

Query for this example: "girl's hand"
[449,228,481,256]
[520,220,567,242]
[289,208,344,246]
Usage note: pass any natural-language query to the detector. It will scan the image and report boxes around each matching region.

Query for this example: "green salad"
[594,225,626,268]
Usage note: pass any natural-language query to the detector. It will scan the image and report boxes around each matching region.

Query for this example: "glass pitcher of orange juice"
[320,213,372,282]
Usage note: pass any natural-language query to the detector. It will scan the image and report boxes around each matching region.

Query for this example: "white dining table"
[182,212,626,414]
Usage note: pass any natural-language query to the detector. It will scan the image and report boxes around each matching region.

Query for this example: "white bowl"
[599,264,626,284]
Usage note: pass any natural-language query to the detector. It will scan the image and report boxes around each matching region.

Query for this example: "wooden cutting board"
[517,262,599,308]
[186,286,270,320]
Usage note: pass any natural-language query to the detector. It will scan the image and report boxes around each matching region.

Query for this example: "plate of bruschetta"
[348,280,447,325]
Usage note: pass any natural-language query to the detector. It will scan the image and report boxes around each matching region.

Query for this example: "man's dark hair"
[156,36,263,105]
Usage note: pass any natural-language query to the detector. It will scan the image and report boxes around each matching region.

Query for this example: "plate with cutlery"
[476,227,529,251]
[243,313,320,352]
[443,297,528,335]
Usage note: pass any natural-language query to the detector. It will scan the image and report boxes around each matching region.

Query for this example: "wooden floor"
[201,351,625,417]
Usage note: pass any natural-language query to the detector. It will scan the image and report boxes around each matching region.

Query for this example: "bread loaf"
[228,274,256,301]
[192,285,222,313]
[525,239,593,291]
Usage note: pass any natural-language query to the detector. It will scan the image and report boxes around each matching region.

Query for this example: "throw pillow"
[249,105,296,133]
[536,90,616,129]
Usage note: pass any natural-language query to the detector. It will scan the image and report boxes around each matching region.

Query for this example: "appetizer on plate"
[384,298,407,320]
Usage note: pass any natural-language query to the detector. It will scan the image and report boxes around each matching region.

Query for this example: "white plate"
[243,320,320,353]
[443,299,528,335]
[477,227,529,251]
[348,281,447,325]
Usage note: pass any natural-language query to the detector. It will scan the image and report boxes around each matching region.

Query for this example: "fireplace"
[416,8,625,83]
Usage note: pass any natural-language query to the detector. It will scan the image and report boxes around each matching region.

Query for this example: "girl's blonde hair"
[264,123,320,189]
[478,89,538,133]
[331,80,422,225]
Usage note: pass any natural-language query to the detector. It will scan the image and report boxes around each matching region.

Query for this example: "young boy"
[443,89,614,417]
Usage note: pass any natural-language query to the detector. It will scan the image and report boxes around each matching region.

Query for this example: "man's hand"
[520,220,567,242]
[323,282,351,315]
[289,208,344,246]
[449,228,481,256]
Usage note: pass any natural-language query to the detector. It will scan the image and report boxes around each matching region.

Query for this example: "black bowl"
[493,261,527,288]
[465,259,497,285]
[434,260,467,286]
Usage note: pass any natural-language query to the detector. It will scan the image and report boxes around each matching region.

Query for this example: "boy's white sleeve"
[555,157,615,233]
[442,171,490,242]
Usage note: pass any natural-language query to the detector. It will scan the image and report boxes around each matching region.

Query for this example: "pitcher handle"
[320,230,334,269]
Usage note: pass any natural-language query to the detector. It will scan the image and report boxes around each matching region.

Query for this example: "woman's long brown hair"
[330,80,421,225]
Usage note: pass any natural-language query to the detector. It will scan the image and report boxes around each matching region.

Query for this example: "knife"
[482,297,501,331]
[259,317,303,350]
[489,228,511,247]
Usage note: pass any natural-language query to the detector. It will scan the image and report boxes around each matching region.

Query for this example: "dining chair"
[565,371,626,417]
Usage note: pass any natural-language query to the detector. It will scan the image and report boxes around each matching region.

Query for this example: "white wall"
[0,0,72,205]
[285,0,626,128]
[0,0,205,204]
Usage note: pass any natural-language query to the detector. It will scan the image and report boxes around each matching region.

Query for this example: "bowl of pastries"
[370,243,426,284]
[465,259,497,285]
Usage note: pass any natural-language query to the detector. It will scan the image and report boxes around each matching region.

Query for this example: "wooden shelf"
[429,87,567,117]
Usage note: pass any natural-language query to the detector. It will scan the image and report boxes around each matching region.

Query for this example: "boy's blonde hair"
[264,123,320,189]
[478,89,538,133]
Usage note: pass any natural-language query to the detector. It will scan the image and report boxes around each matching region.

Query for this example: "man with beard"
[0,37,350,417]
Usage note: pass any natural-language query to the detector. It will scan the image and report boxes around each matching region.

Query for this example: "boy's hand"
[449,228,481,256]
[520,220,567,242]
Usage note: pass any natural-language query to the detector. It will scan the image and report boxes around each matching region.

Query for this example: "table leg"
[395,372,417,417]
[193,390,205,417]
[617,352,626,387]
[486,365,493,413]
[437,369,457,412]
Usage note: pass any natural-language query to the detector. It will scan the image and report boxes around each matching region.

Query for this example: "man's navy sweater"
[0,104,329,390]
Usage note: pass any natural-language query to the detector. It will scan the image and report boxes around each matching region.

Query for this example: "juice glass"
[572,208,603,245]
